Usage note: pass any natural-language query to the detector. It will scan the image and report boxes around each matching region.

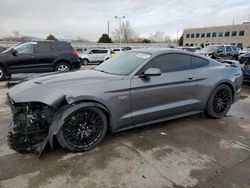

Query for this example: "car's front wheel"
[205,84,233,118]
[0,66,6,81]
[82,59,89,65]
[57,107,107,152]
[56,62,71,72]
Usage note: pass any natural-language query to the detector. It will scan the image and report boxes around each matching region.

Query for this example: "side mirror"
[12,49,17,56]
[139,68,161,78]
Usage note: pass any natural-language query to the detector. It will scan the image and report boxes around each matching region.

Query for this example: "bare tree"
[72,36,89,42]
[112,20,136,43]
[149,31,172,43]
[13,31,20,38]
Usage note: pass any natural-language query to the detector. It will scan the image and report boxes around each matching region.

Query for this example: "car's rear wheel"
[0,66,6,81]
[205,84,233,118]
[56,62,71,72]
[57,107,107,152]
[82,59,89,65]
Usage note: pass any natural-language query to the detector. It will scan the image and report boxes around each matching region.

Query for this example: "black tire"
[82,59,89,65]
[205,84,233,118]
[57,107,107,152]
[55,62,71,72]
[0,66,6,81]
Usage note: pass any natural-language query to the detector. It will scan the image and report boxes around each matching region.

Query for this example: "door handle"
[186,77,196,81]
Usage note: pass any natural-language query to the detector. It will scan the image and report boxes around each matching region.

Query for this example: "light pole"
[115,16,125,44]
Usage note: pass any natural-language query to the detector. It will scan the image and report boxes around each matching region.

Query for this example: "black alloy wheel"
[205,84,233,118]
[57,107,107,151]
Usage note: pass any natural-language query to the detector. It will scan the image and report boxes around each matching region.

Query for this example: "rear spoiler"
[217,59,240,67]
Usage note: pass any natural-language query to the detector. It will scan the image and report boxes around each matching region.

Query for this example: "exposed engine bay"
[7,100,54,155]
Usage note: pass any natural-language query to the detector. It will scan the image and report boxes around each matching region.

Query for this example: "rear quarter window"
[192,56,209,68]
[37,42,52,53]
[53,42,73,51]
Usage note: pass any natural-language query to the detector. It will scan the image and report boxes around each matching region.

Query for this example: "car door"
[130,53,199,125]
[33,42,55,72]
[97,49,108,62]
[225,46,234,59]
[7,42,37,73]
[88,50,99,62]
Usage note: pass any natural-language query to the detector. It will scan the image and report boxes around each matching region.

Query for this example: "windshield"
[95,52,151,75]
[83,49,92,54]
[2,43,21,53]
[199,46,219,54]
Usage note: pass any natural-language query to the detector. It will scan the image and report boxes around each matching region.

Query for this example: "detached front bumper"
[5,95,54,156]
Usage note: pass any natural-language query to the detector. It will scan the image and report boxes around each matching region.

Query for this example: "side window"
[98,50,108,54]
[92,50,98,54]
[37,42,52,53]
[218,46,224,52]
[192,57,209,69]
[231,46,237,51]
[53,42,72,51]
[142,54,192,73]
[14,43,36,54]
[226,46,232,52]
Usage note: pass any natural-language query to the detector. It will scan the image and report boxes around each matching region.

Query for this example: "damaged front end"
[6,97,55,155]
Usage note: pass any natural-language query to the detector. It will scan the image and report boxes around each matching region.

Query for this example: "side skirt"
[113,111,203,133]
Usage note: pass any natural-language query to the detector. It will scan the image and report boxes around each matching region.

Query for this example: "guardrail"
[0,41,177,49]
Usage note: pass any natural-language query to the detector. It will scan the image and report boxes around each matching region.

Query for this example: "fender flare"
[0,61,9,75]
[48,102,111,149]
[53,59,72,69]
[204,80,235,109]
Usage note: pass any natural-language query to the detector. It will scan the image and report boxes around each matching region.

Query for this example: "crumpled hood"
[8,70,122,105]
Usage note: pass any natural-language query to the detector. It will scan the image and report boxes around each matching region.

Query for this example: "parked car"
[0,46,6,53]
[241,62,250,82]
[238,53,250,64]
[193,46,202,51]
[197,45,239,60]
[240,47,250,55]
[112,48,124,53]
[111,48,124,56]
[81,48,111,65]
[0,41,80,81]
[176,46,196,53]
[123,47,132,51]
[6,48,242,154]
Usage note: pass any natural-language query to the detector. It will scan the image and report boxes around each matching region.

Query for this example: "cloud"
[0,0,249,40]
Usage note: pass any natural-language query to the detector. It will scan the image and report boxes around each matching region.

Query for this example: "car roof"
[130,48,195,56]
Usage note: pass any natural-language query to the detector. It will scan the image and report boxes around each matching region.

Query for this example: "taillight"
[72,50,78,56]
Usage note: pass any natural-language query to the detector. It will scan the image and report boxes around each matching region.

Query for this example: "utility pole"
[107,21,110,37]
[115,16,125,44]
[177,29,179,43]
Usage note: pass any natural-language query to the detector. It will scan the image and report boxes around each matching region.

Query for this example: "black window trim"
[136,52,209,75]
[191,55,210,69]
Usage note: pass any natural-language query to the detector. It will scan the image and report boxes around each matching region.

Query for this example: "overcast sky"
[0,0,250,40]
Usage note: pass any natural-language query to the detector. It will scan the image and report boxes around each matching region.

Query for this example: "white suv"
[81,49,111,65]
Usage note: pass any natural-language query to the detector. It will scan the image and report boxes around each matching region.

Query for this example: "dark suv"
[197,45,239,60]
[0,41,81,81]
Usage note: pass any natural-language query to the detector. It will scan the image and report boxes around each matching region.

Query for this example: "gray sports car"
[6,48,242,155]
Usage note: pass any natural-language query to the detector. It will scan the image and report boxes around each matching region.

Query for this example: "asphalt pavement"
[0,68,250,188]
